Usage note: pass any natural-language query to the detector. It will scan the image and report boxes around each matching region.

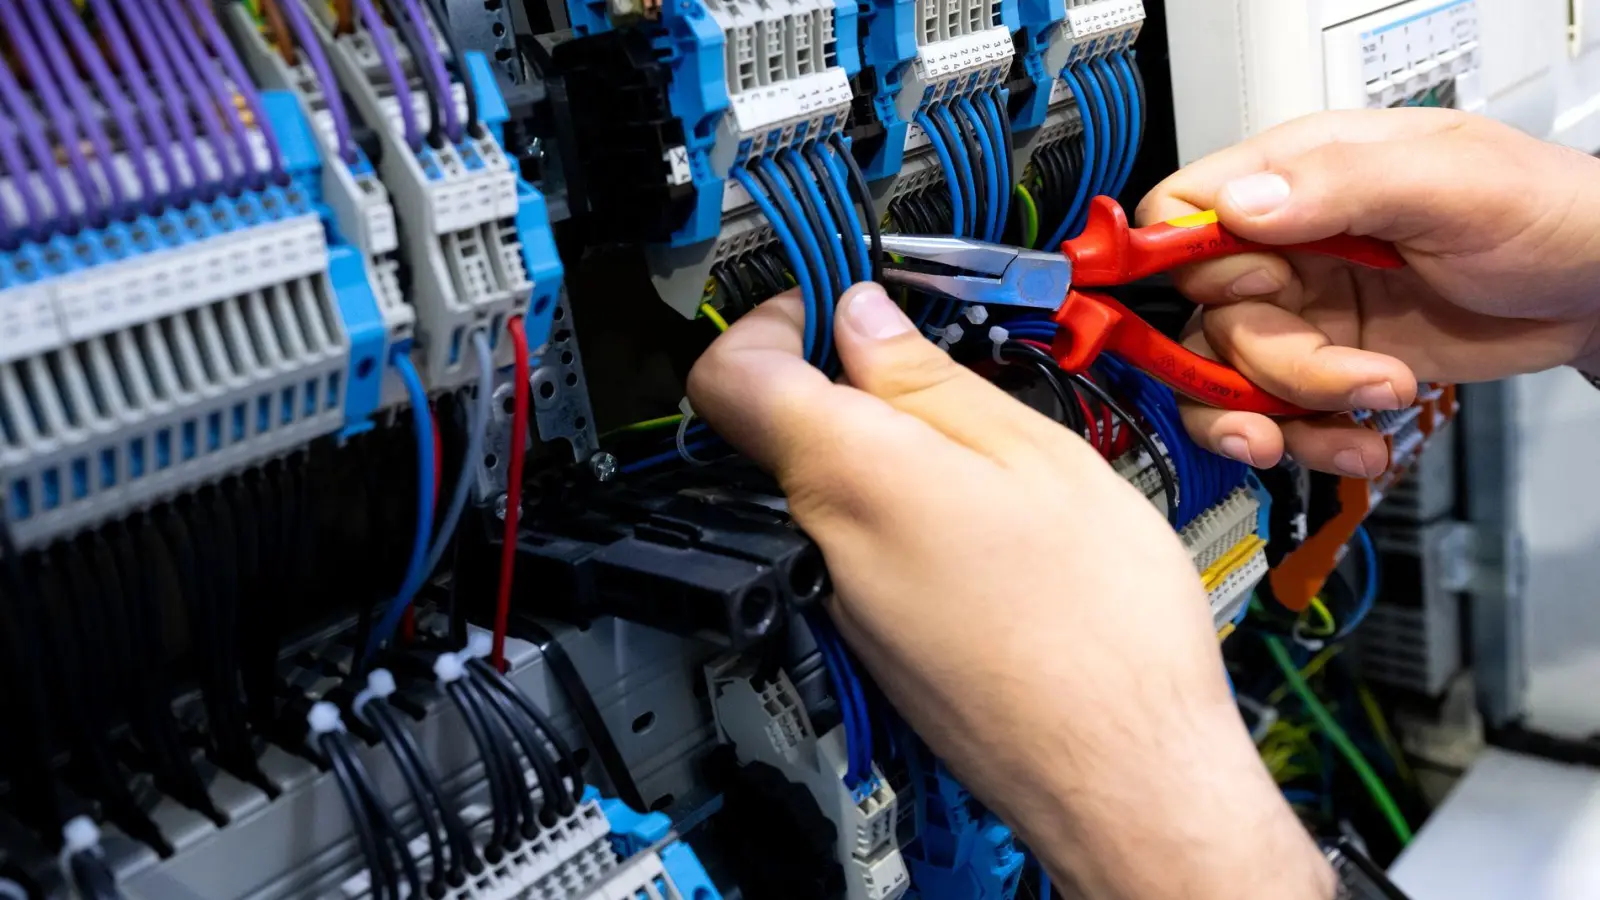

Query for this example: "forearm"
[965,688,1336,900]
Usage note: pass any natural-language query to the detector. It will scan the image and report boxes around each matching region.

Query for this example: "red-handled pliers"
[880,196,1406,417]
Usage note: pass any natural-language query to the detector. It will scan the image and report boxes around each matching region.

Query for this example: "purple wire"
[398,0,462,143]
[113,0,209,202]
[359,0,421,151]
[139,0,244,195]
[159,0,257,192]
[0,0,100,227]
[278,0,357,163]
[25,0,128,219]
[184,0,287,186]
[50,0,159,216]
[0,111,44,238]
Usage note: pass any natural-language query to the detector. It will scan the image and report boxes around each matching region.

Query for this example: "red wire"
[493,317,530,673]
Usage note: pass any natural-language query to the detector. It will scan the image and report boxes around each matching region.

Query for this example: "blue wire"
[979,90,1012,240]
[1077,62,1114,229]
[734,165,818,363]
[1111,52,1142,197]
[817,142,870,286]
[916,110,966,239]
[619,439,715,475]
[1040,871,1052,900]
[932,104,978,237]
[760,156,834,368]
[1095,57,1128,201]
[364,350,436,661]
[782,148,845,365]
[1334,525,1380,639]
[831,633,875,784]
[957,97,999,242]
[806,612,867,786]
[1282,789,1321,808]
[1045,66,1098,249]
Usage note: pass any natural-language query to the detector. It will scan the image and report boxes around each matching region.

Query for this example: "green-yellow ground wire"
[1015,184,1039,248]
[1264,636,1414,845]
[600,415,683,441]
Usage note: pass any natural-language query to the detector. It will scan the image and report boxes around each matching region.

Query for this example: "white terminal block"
[1063,0,1146,50]
[910,28,1015,109]
[725,69,855,158]
[225,3,413,386]
[338,797,620,900]
[1323,0,1481,110]
[1180,486,1261,574]
[305,0,533,388]
[706,655,910,900]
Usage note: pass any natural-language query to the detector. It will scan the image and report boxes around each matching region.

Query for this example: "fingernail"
[1223,173,1292,216]
[1334,448,1374,478]
[1218,435,1257,466]
[1227,269,1282,298]
[842,284,914,340]
[1350,381,1402,410]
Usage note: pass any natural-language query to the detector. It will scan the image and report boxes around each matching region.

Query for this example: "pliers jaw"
[879,235,1072,312]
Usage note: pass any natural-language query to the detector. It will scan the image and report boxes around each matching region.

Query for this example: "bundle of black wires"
[311,703,424,900]
[355,672,481,893]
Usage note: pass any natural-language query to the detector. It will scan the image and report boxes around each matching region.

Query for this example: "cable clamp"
[676,397,711,467]
[988,326,1010,364]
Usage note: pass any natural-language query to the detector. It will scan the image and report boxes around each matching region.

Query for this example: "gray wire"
[422,329,492,576]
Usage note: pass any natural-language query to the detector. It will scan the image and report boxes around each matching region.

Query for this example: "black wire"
[831,133,883,284]
[952,102,988,232]
[925,104,971,236]
[993,86,1015,187]
[445,680,516,853]
[1128,51,1147,152]
[778,150,845,304]
[337,736,424,900]
[805,144,864,284]
[996,343,1081,435]
[456,677,536,847]
[387,0,445,147]
[753,248,788,294]
[468,671,569,826]
[69,851,123,900]
[467,657,585,803]
[422,0,480,137]
[751,162,828,366]
[1070,371,1179,526]
[322,732,395,900]
[362,701,450,892]
[368,700,479,882]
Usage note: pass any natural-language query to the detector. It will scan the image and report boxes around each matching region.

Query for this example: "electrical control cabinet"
[0,3,1469,898]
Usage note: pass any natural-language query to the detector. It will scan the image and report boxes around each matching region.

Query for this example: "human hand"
[688,285,1334,900]
[1138,108,1600,476]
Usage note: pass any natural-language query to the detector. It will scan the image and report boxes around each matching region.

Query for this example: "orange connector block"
[1266,385,1458,613]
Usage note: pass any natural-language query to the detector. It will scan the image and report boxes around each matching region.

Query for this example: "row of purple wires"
[0,0,291,250]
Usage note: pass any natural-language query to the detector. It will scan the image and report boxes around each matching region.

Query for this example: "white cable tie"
[61,817,100,855]
[307,701,345,735]
[353,669,397,720]
[434,652,467,684]
[963,305,989,326]
[988,326,1010,364]
[935,339,951,352]
[676,401,711,467]
[467,631,493,660]
[942,323,965,344]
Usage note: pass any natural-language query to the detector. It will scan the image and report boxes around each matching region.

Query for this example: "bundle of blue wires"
[1044,50,1145,250]
[806,609,875,789]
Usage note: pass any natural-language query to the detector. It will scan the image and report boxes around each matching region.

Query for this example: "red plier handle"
[1045,198,1405,416]
[1062,196,1406,287]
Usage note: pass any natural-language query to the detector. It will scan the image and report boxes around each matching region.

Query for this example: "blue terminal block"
[904,743,1025,900]
[596,790,724,899]
[1012,0,1067,133]
[857,0,921,181]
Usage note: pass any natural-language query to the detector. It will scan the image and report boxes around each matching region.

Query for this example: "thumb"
[833,283,1096,466]
[1213,135,1472,247]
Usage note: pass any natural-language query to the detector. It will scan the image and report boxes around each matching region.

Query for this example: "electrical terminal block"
[1059,0,1144,65]
[1011,97,1083,191]
[0,98,361,550]
[1011,0,1137,160]
[707,655,911,900]
[595,794,723,899]
[901,742,1024,900]
[226,7,412,414]
[300,2,562,386]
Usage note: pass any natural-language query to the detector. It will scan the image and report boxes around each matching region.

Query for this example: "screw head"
[589,452,618,482]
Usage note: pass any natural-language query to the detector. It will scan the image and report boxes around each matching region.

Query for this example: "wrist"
[1019,700,1336,900]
